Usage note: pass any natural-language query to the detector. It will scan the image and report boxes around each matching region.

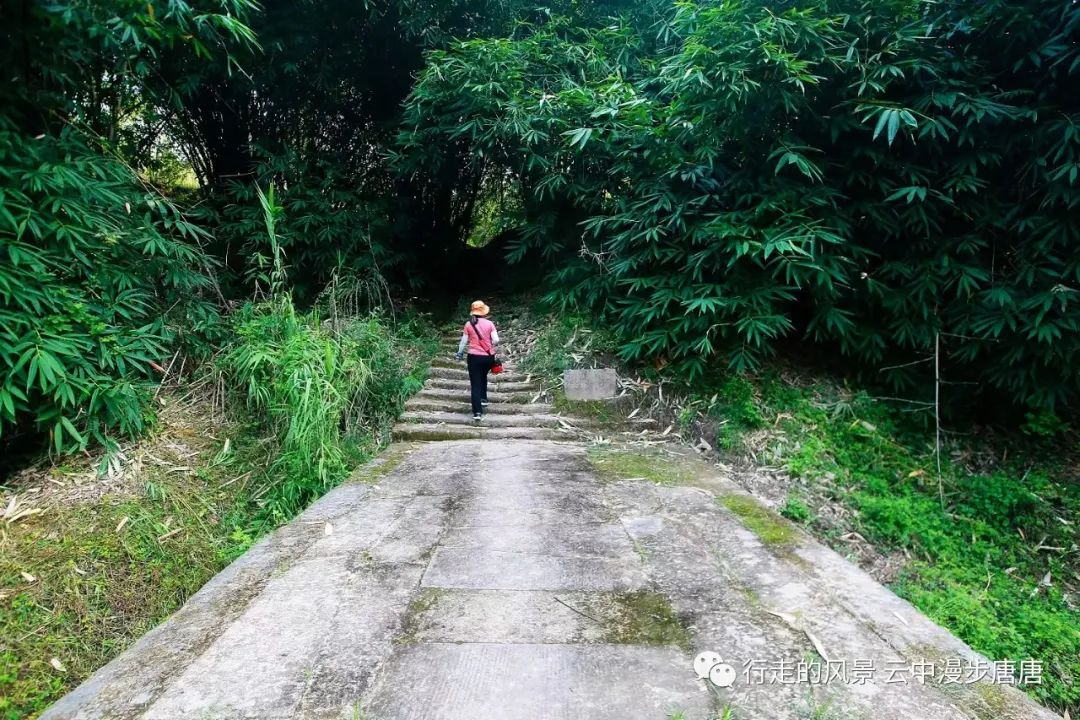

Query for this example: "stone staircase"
[391,336,583,442]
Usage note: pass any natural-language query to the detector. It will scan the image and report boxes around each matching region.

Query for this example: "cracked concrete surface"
[41,439,1059,720]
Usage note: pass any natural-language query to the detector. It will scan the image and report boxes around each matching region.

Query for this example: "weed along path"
[41,345,1058,720]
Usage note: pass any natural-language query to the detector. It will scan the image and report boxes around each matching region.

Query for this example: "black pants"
[467,354,494,416]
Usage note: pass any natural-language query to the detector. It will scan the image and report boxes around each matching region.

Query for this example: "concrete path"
[41,353,1059,719]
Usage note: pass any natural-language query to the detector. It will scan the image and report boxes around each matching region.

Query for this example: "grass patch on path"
[586,446,694,486]
[719,494,798,547]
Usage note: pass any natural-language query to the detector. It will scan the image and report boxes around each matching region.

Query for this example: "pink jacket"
[459,318,499,356]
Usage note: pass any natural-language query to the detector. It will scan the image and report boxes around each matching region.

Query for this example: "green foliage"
[717,372,1080,712]
[204,153,403,301]
[518,311,618,382]
[0,126,217,454]
[0,0,256,461]
[710,376,765,451]
[1022,409,1070,438]
[217,298,365,516]
[780,495,812,525]
[172,0,635,287]
[2,299,435,717]
[0,438,253,720]
[466,172,525,248]
[400,0,1080,412]
[216,296,435,520]
[213,184,437,520]
[2,0,258,138]
[3,0,1077,712]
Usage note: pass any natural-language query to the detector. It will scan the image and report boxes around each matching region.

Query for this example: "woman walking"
[455,300,500,421]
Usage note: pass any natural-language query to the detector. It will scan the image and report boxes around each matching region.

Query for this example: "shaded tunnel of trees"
[1,0,1079,457]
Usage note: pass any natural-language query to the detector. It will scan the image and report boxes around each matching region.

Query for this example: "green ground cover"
[709,373,1080,713]
[0,310,437,719]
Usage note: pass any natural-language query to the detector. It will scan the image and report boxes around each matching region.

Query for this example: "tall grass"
[218,298,355,514]
[215,185,436,521]
[216,297,436,524]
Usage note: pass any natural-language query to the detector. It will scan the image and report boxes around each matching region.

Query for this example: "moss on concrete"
[586,447,694,486]
[553,389,636,423]
[906,643,949,667]
[605,591,693,653]
[898,644,1035,720]
[395,588,442,645]
[348,446,411,485]
[398,429,478,442]
[720,494,798,547]
[554,395,616,422]
[939,681,1034,720]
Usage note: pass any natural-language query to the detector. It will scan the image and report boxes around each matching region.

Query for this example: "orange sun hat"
[470,300,490,316]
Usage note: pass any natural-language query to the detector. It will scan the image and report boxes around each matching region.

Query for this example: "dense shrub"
[0,127,216,453]
[216,295,434,519]
[0,0,255,459]
[399,0,1080,412]
[201,152,404,302]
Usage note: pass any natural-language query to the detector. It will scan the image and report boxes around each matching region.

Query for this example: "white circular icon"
[693,651,722,679]
[694,651,736,687]
[708,662,737,688]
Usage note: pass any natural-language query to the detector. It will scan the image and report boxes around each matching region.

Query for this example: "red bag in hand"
[491,359,504,375]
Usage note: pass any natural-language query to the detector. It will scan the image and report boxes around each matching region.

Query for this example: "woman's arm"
[491,327,500,345]
[456,332,468,358]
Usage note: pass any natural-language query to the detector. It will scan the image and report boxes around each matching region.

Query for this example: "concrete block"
[421,546,646,591]
[363,643,711,720]
[563,368,618,400]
